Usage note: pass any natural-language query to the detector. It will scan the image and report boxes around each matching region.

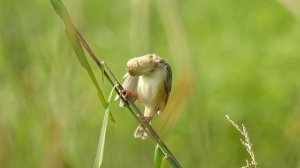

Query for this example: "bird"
[118,53,172,140]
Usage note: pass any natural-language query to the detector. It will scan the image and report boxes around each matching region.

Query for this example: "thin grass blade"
[154,144,165,168]
[108,111,116,123]
[94,87,115,168]
[50,0,106,106]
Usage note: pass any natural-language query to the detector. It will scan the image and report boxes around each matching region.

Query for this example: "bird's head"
[126,54,164,76]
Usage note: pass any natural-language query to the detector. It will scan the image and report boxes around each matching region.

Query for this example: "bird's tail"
[134,108,154,140]
[134,124,148,140]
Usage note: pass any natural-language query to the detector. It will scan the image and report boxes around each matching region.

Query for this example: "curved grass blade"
[50,0,106,106]
[94,87,115,168]
[108,110,116,123]
[154,144,165,168]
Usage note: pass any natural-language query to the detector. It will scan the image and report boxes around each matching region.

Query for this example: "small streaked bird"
[118,54,172,139]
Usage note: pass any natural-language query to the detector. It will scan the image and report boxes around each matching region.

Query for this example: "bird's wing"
[116,73,139,107]
[164,62,172,105]
[122,72,139,96]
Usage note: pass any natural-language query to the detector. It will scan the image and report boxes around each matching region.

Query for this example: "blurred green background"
[1,0,300,167]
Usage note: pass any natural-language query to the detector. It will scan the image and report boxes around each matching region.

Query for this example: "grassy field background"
[1,0,300,167]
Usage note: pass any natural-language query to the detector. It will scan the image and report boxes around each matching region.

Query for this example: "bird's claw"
[140,116,152,123]
[120,89,129,98]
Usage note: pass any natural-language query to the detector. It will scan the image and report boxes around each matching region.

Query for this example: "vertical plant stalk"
[154,144,165,168]
[154,0,195,134]
[155,0,191,70]
[130,0,150,55]
[50,0,182,167]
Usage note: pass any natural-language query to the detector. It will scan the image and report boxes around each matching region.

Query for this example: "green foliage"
[50,0,106,108]
[94,88,115,168]
[1,0,300,168]
[154,145,165,168]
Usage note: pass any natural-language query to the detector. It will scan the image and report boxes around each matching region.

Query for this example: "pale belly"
[137,75,165,111]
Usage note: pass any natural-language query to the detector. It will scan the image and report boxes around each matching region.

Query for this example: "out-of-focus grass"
[1,0,300,168]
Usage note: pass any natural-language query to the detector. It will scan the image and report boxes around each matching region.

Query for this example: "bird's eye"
[159,59,165,64]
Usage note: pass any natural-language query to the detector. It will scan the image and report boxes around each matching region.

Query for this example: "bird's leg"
[141,108,156,123]
[139,116,152,124]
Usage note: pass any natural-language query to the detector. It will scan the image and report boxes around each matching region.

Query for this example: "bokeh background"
[1,0,300,167]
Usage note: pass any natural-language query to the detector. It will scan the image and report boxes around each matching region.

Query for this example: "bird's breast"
[137,72,166,110]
